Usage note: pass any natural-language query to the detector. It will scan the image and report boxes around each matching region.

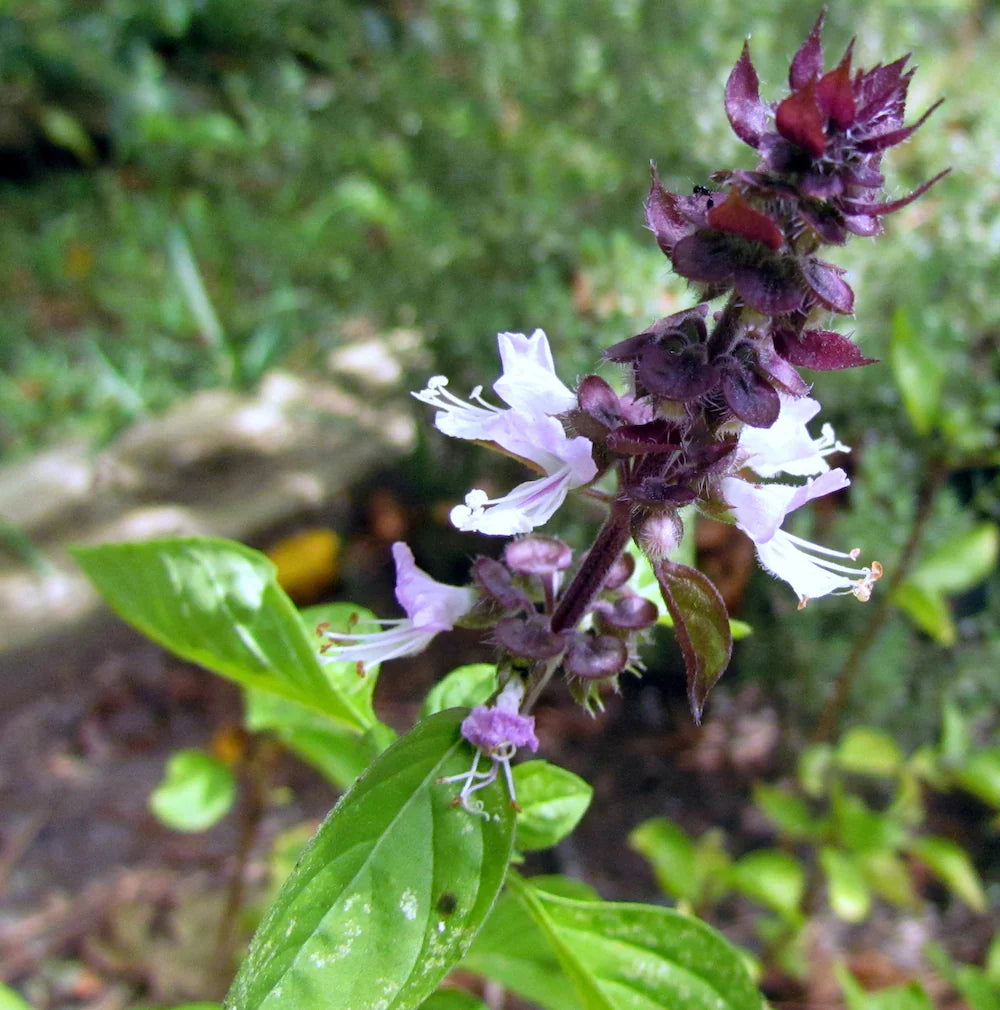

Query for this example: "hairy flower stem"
[813,457,949,742]
[550,499,632,634]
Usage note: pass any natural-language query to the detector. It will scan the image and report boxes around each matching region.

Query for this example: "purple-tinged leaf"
[843,214,882,237]
[776,83,827,158]
[798,200,848,245]
[564,633,628,680]
[495,616,566,660]
[654,560,732,723]
[720,364,781,428]
[855,57,912,123]
[576,374,623,428]
[645,164,692,252]
[733,259,804,315]
[671,232,737,283]
[757,340,811,396]
[816,46,856,130]
[789,11,826,89]
[606,419,683,455]
[595,594,659,631]
[638,344,719,401]
[473,557,533,611]
[629,478,699,506]
[774,328,877,370]
[708,191,784,250]
[725,42,769,147]
[801,258,854,314]
[840,168,951,216]
[855,99,944,152]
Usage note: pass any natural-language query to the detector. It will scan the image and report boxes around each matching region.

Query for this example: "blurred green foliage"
[2,0,998,734]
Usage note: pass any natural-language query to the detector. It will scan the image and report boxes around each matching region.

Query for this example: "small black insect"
[693,184,715,209]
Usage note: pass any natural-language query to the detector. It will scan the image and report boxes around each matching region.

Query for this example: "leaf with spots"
[224,709,517,1010]
[507,875,762,1010]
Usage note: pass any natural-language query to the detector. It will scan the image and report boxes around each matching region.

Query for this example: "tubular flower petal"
[738,393,850,478]
[319,542,477,672]
[723,468,881,606]
[438,679,539,816]
[415,331,597,535]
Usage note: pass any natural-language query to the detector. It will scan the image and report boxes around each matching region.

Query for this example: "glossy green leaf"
[907,522,999,595]
[654,559,732,722]
[0,984,34,1010]
[727,850,805,923]
[890,582,954,645]
[244,690,395,790]
[225,709,516,1010]
[837,966,934,1010]
[819,848,871,923]
[907,835,986,911]
[417,992,488,1010]
[508,875,762,1010]
[462,876,598,1010]
[72,538,373,730]
[752,783,818,840]
[512,761,592,852]
[421,664,497,717]
[836,727,903,777]
[149,749,236,832]
[953,747,1000,809]
[890,306,942,436]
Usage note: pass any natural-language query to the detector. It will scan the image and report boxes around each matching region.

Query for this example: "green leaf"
[891,582,955,645]
[463,877,599,1010]
[653,559,732,722]
[149,749,237,833]
[836,727,904,777]
[837,966,935,1010]
[628,817,729,907]
[798,743,834,798]
[245,603,396,788]
[939,702,973,765]
[890,306,943,436]
[857,850,918,908]
[508,876,762,1010]
[421,664,497,717]
[512,761,592,852]
[727,850,805,923]
[244,688,394,789]
[0,983,35,1010]
[906,835,986,911]
[831,787,906,854]
[629,817,699,904]
[301,603,382,727]
[819,848,872,923]
[908,523,999,595]
[417,992,488,1010]
[72,538,372,730]
[953,747,1000,808]
[752,783,819,840]
[225,709,516,1010]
